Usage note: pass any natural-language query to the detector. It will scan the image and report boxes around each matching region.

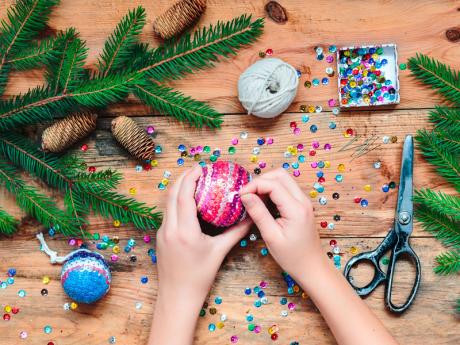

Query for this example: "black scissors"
[343,135,421,314]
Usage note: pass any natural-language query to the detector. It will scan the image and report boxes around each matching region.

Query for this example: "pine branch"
[133,15,264,82]
[408,53,460,105]
[0,0,59,95]
[0,154,81,236]
[0,206,18,235]
[414,189,460,221]
[97,6,146,77]
[7,29,76,71]
[415,129,460,192]
[133,82,223,128]
[80,189,162,230]
[434,250,460,275]
[415,205,460,248]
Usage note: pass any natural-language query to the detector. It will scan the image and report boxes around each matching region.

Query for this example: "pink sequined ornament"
[258,161,267,169]
[293,127,301,135]
[230,335,239,343]
[143,235,151,243]
[68,238,77,246]
[266,137,274,145]
[231,138,239,145]
[312,141,320,149]
[196,146,203,153]
[311,162,318,168]
[288,302,296,311]
[293,170,300,177]
[146,126,155,134]
[328,99,337,107]
[195,161,251,227]
[110,254,119,262]
[297,143,304,151]
[324,143,332,151]
[326,55,334,63]
[254,325,262,334]
[260,281,268,288]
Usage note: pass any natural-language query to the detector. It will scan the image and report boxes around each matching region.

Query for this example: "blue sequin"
[310,125,318,133]
[177,158,184,166]
[298,155,306,163]
[178,144,186,152]
[335,174,344,182]
[240,239,247,247]
[282,162,290,169]
[280,297,288,305]
[244,288,252,295]
[302,115,310,123]
[329,122,337,129]
[215,296,223,304]
[254,299,262,308]
[360,199,369,207]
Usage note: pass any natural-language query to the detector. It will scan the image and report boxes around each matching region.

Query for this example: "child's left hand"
[156,164,251,304]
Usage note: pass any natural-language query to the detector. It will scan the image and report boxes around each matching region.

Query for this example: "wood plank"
[1,0,460,114]
[0,110,456,237]
[0,230,458,345]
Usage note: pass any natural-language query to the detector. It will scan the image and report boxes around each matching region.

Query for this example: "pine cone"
[153,0,207,40]
[111,116,155,161]
[41,113,97,153]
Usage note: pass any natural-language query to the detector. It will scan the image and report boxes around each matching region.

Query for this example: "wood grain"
[0,0,459,344]
[1,0,460,114]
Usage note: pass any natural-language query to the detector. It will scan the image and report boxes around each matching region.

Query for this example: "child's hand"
[156,164,251,303]
[239,169,324,283]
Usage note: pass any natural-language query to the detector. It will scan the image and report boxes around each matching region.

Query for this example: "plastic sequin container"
[337,44,400,107]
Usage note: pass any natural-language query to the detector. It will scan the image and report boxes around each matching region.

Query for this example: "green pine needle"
[134,82,223,128]
[430,106,460,131]
[434,250,460,275]
[415,129,460,192]
[46,32,88,94]
[0,0,59,95]
[97,6,146,77]
[415,205,460,248]
[134,14,264,82]
[0,207,18,235]
[0,154,81,236]
[7,29,76,71]
[408,53,460,106]
[79,189,162,230]
[414,189,460,221]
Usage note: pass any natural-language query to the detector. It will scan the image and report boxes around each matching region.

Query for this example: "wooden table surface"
[1,0,459,344]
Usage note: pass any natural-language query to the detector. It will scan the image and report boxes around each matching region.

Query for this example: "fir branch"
[414,189,460,221]
[97,6,146,77]
[7,29,76,71]
[415,205,460,248]
[430,106,460,131]
[133,82,223,128]
[133,15,264,82]
[408,53,460,105]
[79,189,162,230]
[0,206,18,235]
[0,132,121,191]
[434,250,460,275]
[0,0,59,95]
[0,154,80,235]
[45,31,87,94]
[415,129,460,192]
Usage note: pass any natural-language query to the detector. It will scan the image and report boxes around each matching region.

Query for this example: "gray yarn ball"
[238,58,299,118]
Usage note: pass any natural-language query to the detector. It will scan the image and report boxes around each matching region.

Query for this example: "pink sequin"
[324,143,332,151]
[293,127,301,135]
[231,138,239,145]
[328,99,337,107]
[254,325,261,334]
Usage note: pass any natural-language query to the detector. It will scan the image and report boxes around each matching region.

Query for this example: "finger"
[165,169,189,228]
[215,218,252,253]
[240,178,300,218]
[255,169,307,203]
[240,193,281,242]
[177,164,203,229]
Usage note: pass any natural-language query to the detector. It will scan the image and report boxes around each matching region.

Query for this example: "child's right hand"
[239,169,326,286]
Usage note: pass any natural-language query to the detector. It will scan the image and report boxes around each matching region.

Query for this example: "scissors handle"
[385,241,421,313]
[343,230,397,296]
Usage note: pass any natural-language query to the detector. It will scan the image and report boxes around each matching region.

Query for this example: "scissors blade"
[395,135,414,236]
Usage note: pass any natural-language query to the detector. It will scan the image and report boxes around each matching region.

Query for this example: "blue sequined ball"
[61,249,111,304]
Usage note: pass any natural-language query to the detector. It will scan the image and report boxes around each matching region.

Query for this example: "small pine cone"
[111,116,155,161]
[42,113,97,153]
[153,0,207,40]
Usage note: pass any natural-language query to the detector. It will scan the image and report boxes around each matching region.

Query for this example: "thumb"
[216,218,252,253]
[240,193,279,242]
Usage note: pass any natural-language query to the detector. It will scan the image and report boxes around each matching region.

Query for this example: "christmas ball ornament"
[36,233,111,304]
[195,161,251,227]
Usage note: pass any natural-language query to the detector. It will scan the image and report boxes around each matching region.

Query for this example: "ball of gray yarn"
[238,58,299,118]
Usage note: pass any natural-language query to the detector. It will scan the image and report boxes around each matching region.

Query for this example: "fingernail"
[240,193,252,205]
